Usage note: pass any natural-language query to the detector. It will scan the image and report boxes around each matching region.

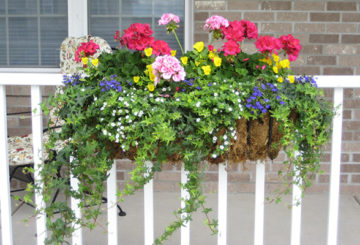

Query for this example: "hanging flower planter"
[29,13,334,244]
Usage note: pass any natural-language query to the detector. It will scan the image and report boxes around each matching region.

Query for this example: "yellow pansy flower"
[288,75,295,83]
[273,66,278,74]
[213,56,222,67]
[148,83,155,91]
[208,51,215,60]
[133,76,140,83]
[181,56,188,65]
[272,53,280,62]
[81,57,88,65]
[149,72,155,81]
[259,57,272,66]
[144,47,152,57]
[279,59,290,69]
[171,50,177,56]
[195,61,200,66]
[277,77,283,83]
[91,58,99,67]
[201,65,211,75]
[193,41,204,52]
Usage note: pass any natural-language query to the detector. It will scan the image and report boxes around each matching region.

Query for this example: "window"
[0,0,68,67]
[89,0,185,51]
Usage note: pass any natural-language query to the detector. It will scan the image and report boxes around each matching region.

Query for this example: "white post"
[217,162,228,245]
[144,161,154,245]
[70,157,83,245]
[291,165,303,245]
[67,0,88,37]
[0,85,14,245]
[327,87,344,245]
[107,161,118,245]
[31,85,47,244]
[181,163,190,245]
[184,0,194,51]
[254,161,265,245]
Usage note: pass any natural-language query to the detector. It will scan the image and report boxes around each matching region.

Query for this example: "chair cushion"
[60,36,112,74]
[8,130,67,166]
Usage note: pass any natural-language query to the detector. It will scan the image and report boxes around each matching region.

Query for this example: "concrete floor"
[1,192,360,245]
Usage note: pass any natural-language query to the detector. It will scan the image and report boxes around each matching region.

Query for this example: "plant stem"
[172,30,185,55]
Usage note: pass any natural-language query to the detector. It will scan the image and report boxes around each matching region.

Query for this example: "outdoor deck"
[2,192,359,245]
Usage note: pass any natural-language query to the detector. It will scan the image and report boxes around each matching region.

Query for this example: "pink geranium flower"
[222,40,241,56]
[221,20,245,43]
[75,40,100,62]
[203,15,229,31]
[279,34,301,61]
[115,23,154,51]
[255,35,283,54]
[158,13,180,25]
[152,55,186,85]
[150,40,171,56]
[240,20,258,40]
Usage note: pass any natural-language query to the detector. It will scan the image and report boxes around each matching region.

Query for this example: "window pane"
[9,17,38,65]
[90,17,119,47]
[40,17,67,66]
[90,0,118,15]
[40,0,67,14]
[0,18,6,65]
[154,0,184,16]
[8,0,37,15]
[0,0,5,15]
[121,0,152,17]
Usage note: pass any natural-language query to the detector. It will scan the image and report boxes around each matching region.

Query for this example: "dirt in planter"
[248,113,270,161]
[268,117,282,160]
[229,118,248,163]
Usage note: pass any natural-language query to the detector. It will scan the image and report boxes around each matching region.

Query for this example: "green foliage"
[28,45,333,244]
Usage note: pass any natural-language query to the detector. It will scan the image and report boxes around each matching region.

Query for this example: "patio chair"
[8,35,126,216]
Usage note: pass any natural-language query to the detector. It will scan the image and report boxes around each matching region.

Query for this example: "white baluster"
[254,161,265,245]
[107,161,118,245]
[181,163,190,245]
[144,161,154,245]
[217,162,228,245]
[71,156,82,245]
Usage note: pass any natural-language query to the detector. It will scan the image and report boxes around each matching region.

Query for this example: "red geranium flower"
[221,20,245,43]
[74,40,100,62]
[150,40,171,56]
[222,40,241,56]
[279,34,301,61]
[240,20,258,40]
[255,35,283,54]
[115,23,155,51]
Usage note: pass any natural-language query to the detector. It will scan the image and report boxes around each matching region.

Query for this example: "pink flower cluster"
[152,55,186,85]
[255,36,283,54]
[75,40,100,62]
[158,13,180,25]
[114,23,154,51]
[279,34,301,61]
[203,15,229,31]
[151,40,171,56]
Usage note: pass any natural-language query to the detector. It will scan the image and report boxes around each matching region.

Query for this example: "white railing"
[0,73,359,245]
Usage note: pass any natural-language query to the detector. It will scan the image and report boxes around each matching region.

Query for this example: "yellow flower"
[277,77,283,83]
[279,59,290,69]
[149,72,155,81]
[148,83,155,92]
[181,56,188,65]
[91,58,99,67]
[201,65,211,75]
[272,53,280,62]
[195,61,200,66]
[133,76,140,83]
[288,75,295,83]
[259,57,272,66]
[213,56,222,67]
[171,50,177,56]
[81,57,88,65]
[208,51,215,60]
[273,66,278,74]
[144,47,153,57]
[193,41,204,52]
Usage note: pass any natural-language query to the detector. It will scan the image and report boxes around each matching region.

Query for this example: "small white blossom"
[213,82,217,85]
[134,111,138,116]
[128,119,132,123]
[234,136,237,140]
[81,88,85,92]
[230,127,234,131]
[196,118,200,123]
[162,88,167,92]
[103,129,107,135]
[111,122,115,127]
[212,154,217,159]
[94,97,97,101]
[135,141,138,146]
[214,93,218,97]
[196,102,201,108]
[125,115,129,119]
[120,126,124,130]
[224,141,229,146]
[176,98,180,102]
[213,136,217,142]
[160,98,164,103]
[150,94,153,97]
[228,107,233,112]
[155,98,160,102]
[223,135,228,140]
[118,97,124,101]
[235,91,239,96]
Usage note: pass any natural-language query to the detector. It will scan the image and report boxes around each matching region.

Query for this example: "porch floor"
[1,192,359,245]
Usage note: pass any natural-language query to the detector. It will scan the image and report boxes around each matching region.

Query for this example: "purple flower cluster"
[296,76,318,88]
[245,83,284,114]
[63,74,80,86]
[99,77,122,92]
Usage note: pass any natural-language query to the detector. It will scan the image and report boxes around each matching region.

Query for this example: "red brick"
[354,110,360,120]
[194,33,208,42]
[339,56,360,67]
[342,13,360,22]
[195,12,209,21]
[324,44,357,55]
[343,109,352,119]
[154,182,174,192]
[327,2,357,11]
[195,1,226,10]
[340,185,360,194]
[295,23,326,33]
[291,66,320,75]
[195,22,205,33]
[342,132,352,141]
[309,34,339,43]
[327,23,357,33]
[294,2,325,11]
[116,159,135,170]
[323,67,354,75]
[351,175,360,183]
[344,99,360,109]
[342,153,350,162]
[261,1,291,10]
[7,127,32,137]
[310,13,340,22]
[342,35,360,44]
[343,121,360,131]
[244,12,274,21]
[354,154,360,162]
[228,173,251,182]
[228,0,259,10]
[318,174,348,183]
[117,171,124,180]
[307,56,336,65]
[156,172,180,181]
[211,12,242,21]
[238,183,255,193]
[261,23,292,33]
[277,12,308,21]
[342,164,360,172]
[343,143,360,152]
[204,172,218,181]
[7,117,18,127]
